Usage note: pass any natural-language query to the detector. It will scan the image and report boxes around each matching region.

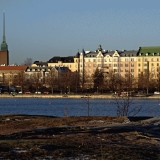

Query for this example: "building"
[48,55,79,73]
[31,45,160,92]
[137,46,160,79]
[0,66,27,86]
[79,45,138,88]
[0,12,9,66]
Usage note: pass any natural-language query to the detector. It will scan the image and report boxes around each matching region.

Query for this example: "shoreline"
[0,94,160,99]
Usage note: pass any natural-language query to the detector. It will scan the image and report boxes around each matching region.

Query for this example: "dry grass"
[0,114,159,159]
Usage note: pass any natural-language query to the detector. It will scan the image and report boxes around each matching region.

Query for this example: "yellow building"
[137,46,160,79]
[48,54,79,73]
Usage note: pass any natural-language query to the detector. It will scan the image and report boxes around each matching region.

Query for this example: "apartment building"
[48,55,79,73]
[79,45,138,87]
[0,66,27,85]
[29,45,160,90]
[137,46,160,79]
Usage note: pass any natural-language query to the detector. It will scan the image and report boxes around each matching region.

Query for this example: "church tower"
[0,11,9,65]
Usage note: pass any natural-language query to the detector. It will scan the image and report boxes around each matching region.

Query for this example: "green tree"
[92,68,104,92]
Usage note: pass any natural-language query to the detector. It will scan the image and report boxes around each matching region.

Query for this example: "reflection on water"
[0,98,159,117]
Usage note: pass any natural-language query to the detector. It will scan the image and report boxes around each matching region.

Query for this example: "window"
[144,69,147,72]
[125,58,128,62]
[93,64,96,67]
[131,58,134,61]
[93,59,96,62]
[125,64,128,67]
[144,63,147,66]
[145,58,148,62]
[157,58,159,61]
[131,69,134,72]
[138,69,141,72]
[114,58,117,62]
[131,63,134,67]
[157,63,159,66]
[114,69,117,72]
[138,63,141,67]
[151,63,154,67]
[114,64,117,67]
[138,59,140,62]
[151,58,154,62]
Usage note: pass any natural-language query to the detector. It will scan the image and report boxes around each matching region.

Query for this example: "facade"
[79,45,138,87]
[0,66,26,85]
[0,12,9,66]
[48,55,79,72]
[137,46,160,79]
[30,45,160,91]
[25,65,54,85]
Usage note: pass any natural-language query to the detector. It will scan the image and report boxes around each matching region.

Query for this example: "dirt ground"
[0,114,160,159]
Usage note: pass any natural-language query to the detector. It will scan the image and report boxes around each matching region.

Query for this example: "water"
[0,98,160,117]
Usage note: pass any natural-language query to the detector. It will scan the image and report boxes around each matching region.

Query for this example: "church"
[0,12,9,66]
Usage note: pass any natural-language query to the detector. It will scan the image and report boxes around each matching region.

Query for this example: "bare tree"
[68,71,80,94]
[58,68,72,94]
[32,72,42,93]
[113,95,142,117]
[106,71,123,94]
[12,71,26,92]
[23,58,33,66]
[45,68,58,94]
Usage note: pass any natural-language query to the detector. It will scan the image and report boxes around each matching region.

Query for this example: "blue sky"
[0,0,160,64]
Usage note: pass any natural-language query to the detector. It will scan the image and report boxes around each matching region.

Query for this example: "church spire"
[3,11,6,43]
[1,11,8,51]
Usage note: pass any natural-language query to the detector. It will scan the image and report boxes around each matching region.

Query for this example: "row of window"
[80,69,135,73]
[80,63,135,68]
[138,58,160,62]
[80,58,135,62]
[138,63,160,67]
[138,68,160,72]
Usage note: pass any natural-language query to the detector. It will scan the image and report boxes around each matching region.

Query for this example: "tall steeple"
[1,11,8,51]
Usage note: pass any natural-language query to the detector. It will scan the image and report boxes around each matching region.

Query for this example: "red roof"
[0,66,27,71]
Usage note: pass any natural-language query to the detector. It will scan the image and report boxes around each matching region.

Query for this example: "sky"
[1,0,160,65]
